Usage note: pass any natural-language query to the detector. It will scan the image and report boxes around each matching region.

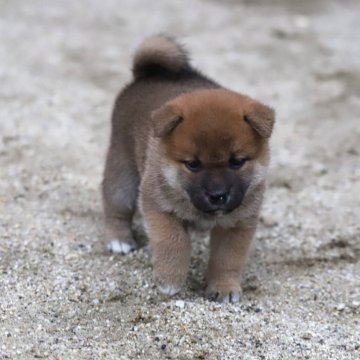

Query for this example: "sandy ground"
[1,0,360,359]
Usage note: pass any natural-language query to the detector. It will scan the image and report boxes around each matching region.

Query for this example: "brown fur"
[102,35,275,302]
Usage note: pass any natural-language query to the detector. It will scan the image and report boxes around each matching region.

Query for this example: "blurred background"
[0,0,359,359]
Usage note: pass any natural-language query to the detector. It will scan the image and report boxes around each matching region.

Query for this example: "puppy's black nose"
[207,191,228,205]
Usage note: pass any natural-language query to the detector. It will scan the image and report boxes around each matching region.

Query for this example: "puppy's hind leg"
[102,151,139,254]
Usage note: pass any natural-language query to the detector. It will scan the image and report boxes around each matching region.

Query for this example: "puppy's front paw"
[155,272,186,297]
[106,239,137,254]
[205,281,242,304]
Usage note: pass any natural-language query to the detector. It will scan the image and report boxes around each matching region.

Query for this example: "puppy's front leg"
[143,209,191,296]
[206,225,256,303]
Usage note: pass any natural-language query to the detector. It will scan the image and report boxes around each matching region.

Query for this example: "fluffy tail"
[132,35,190,80]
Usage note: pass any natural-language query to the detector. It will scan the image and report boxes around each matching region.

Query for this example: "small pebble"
[175,300,185,309]
[301,331,315,340]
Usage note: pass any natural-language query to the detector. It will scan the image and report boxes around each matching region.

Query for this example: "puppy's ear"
[151,103,183,137]
[244,101,275,138]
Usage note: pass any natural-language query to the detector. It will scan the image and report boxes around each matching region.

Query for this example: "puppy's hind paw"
[106,239,137,254]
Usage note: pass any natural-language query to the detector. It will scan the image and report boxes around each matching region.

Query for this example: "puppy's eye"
[229,157,247,170]
[183,160,202,172]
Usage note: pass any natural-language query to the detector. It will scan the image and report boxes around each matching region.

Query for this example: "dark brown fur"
[102,35,275,302]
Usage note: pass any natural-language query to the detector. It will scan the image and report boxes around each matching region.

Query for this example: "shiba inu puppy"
[102,35,275,303]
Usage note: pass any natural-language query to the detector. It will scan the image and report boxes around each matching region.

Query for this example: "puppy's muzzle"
[202,185,238,214]
[206,190,229,206]
[187,174,248,215]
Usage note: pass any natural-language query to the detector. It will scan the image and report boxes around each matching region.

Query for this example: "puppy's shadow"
[186,230,210,298]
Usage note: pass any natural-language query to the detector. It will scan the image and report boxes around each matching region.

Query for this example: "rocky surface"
[0,0,359,359]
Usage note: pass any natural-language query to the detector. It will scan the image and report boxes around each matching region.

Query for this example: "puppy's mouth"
[194,201,241,216]
[203,208,234,216]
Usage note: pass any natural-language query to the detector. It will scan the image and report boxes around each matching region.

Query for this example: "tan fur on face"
[102,35,275,303]
[159,89,270,166]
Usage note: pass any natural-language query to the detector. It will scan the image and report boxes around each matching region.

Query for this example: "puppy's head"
[152,89,275,215]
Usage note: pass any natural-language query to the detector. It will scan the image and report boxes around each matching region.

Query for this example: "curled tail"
[132,35,190,80]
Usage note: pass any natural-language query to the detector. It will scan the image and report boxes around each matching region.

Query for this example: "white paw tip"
[158,284,180,296]
[106,239,135,254]
[229,292,241,303]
